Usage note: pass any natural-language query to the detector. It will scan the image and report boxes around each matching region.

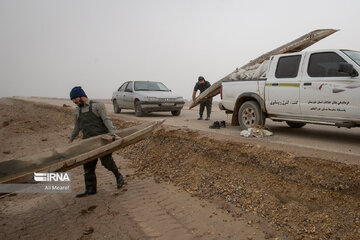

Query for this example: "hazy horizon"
[1,0,359,101]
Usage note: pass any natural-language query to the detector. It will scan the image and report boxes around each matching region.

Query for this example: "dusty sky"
[0,0,359,100]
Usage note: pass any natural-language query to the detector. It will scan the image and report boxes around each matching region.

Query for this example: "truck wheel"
[171,110,181,116]
[113,100,121,113]
[135,101,144,117]
[238,101,265,130]
[286,121,306,128]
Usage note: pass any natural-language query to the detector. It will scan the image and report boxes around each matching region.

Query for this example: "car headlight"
[144,97,159,101]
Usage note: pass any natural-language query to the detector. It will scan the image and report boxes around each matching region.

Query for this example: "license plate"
[162,103,175,106]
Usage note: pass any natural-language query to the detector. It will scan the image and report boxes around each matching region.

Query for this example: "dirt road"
[26,96,360,165]
[1,98,360,239]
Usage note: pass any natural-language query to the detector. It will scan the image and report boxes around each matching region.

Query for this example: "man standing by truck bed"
[192,76,212,120]
[69,86,124,198]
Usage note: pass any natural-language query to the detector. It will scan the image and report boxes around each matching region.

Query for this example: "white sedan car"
[111,81,185,117]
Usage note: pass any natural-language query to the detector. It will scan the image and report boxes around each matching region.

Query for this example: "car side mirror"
[339,62,356,77]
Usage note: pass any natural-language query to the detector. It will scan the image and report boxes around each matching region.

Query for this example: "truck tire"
[113,100,121,113]
[286,121,306,128]
[135,101,144,117]
[238,100,265,130]
[171,110,181,116]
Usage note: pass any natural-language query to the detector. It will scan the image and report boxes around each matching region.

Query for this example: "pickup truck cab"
[220,49,360,129]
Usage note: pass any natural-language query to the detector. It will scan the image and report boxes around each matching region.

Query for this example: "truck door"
[266,54,302,115]
[300,51,359,119]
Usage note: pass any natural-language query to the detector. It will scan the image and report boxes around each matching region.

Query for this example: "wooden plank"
[240,29,338,69]
[0,120,164,184]
[188,81,222,109]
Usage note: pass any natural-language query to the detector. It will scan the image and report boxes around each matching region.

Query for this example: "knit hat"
[70,86,87,99]
[198,76,205,81]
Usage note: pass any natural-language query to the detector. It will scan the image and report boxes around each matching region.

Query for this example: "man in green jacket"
[69,86,124,198]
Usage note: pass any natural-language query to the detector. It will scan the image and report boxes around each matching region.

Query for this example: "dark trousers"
[83,154,120,192]
[199,99,212,118]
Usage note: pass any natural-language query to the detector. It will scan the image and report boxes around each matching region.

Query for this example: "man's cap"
[198,76,205,81]
[70,86,87,99]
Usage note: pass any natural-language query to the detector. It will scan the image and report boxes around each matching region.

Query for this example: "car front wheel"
[135,101,144,117]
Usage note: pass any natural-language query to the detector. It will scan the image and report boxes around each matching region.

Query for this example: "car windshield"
[342,50,360,66]
[134,81,170,91]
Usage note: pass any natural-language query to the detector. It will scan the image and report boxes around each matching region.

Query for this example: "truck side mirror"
[339,62,356,77]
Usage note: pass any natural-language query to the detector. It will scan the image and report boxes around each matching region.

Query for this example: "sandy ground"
[0,98,360,239]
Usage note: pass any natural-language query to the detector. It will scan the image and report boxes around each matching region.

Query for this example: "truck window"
[342,50,360,66]
[275,55,301,78]
[308,52,350,77]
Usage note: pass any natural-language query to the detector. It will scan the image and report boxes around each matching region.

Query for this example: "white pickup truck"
[220,49,360,129]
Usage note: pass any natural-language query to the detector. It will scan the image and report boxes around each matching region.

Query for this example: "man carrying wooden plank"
[69,86,124,198]
[192,76,212,120]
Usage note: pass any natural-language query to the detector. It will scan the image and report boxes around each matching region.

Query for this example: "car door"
[300,51,359,119]
[266,54,302,115]
[114,82,128,108]
[123,81,134,109]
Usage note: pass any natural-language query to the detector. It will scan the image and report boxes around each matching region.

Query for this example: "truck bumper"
[219,102,233,113]
[219,102,225,110]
